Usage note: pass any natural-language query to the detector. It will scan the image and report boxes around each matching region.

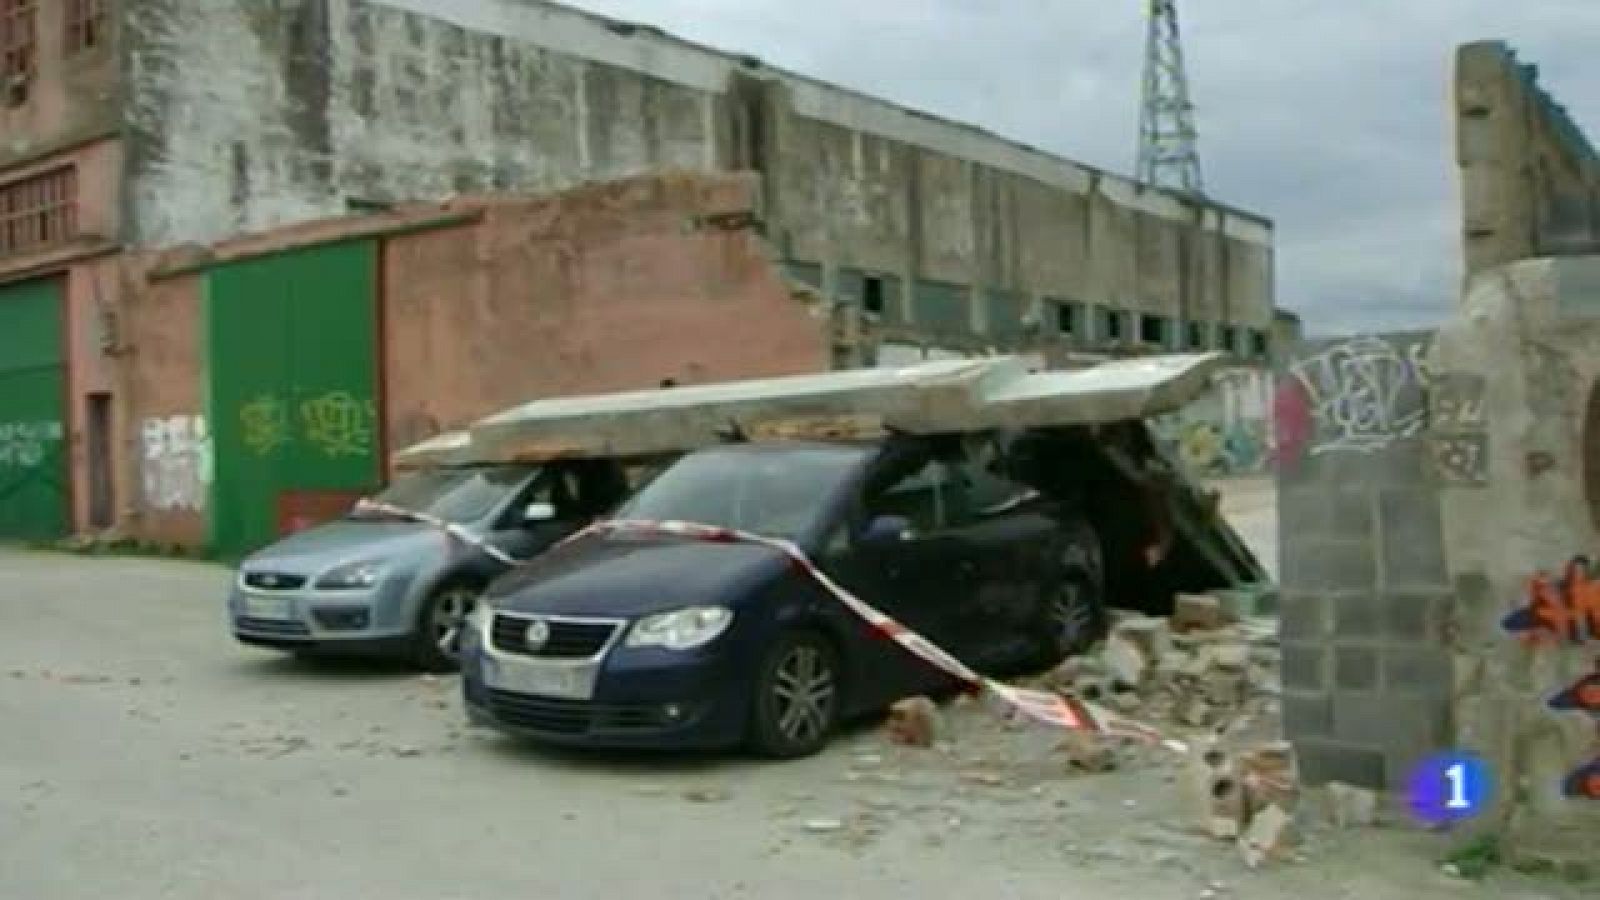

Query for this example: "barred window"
[0,0,36,106]
[0,167,79,256]
[65,0,105,55]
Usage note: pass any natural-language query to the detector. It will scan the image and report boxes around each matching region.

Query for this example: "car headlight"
[316,559,387,590]
[625,606,733,650]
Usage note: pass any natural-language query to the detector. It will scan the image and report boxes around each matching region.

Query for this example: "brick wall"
[1276,330,1454,790]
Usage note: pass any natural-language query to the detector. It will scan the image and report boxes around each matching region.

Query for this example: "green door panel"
[0,277,68,541]
[205,241,381,558]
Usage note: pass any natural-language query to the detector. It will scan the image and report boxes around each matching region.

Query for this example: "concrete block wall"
[1277,330,1456,790]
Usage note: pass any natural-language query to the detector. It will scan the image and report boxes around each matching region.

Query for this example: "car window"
[366,465,536,524]
[865,459,958,533]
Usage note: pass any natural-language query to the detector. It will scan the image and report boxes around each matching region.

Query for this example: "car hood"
[242,519,454,574]
[487,531,791,618]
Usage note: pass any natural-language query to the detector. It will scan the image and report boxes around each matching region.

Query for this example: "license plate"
[242,593,294,620]
[484,658,588,699]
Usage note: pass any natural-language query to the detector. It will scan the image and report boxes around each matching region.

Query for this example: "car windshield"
[357,465,536,524]
[614,445,868,540]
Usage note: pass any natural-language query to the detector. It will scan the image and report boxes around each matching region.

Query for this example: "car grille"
[236,617,312,636]
[485,690,673,734]
[242,571,307,591]
[490,614,620,659]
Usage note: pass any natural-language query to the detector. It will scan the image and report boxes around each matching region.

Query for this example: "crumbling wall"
[381,171,832,451]
[1457,41,1600,280]
[1276,330,1455,791]
[1432,256,1600,868]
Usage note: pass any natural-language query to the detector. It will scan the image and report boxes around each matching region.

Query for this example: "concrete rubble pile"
[1027,593,1281,736]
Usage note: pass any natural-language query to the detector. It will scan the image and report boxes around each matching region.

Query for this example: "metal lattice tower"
[1136,0,1204,195]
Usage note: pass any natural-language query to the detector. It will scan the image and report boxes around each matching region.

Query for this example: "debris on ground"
[1021,601,1280,739]
[885,696,943,747]
[1323,781,1378,828]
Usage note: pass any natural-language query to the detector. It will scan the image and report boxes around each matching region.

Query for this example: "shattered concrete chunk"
[1324,782,1377,828]
[1103,635,1149,688]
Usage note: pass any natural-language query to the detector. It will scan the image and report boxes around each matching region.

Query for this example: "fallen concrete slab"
[396,353,1227,467]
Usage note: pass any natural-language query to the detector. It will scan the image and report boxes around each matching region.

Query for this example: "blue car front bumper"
[460,620,752,749]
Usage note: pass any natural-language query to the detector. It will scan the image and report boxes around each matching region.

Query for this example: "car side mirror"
[859,514,912,545]
[523,501,557,523]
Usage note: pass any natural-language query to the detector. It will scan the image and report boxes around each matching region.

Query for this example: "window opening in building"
[862,275,885,315]
[1,0,38,107]
[1054,301,1078,337]
[1220,325,1239,355]
[1186,320,1206,350]
[1139,314,1168,346]
[65,0,104,54]
[1104,308,1124,341]
[0,167,79,256]
[1249,329,1269,358]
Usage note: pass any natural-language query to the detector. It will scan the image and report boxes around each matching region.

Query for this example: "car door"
[935,436,1064,671]
[818,442,988,699]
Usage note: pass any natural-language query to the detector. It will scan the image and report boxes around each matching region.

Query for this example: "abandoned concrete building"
[0,0,1281,551]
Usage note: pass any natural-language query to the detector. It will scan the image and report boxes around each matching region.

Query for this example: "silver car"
[229,460,632,670]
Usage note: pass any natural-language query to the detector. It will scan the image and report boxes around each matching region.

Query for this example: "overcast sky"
[564,0,1599,336]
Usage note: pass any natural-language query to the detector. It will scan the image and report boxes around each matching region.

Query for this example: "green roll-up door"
[205,240,381,557]
[0,277,68,541]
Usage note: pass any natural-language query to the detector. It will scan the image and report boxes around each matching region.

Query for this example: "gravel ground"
[0,487,1584,899]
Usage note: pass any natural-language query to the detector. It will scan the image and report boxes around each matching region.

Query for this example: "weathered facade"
[3,0,1276,358]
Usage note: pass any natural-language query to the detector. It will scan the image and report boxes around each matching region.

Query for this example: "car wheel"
[413,581,482,673]
[748,629,841,759]
[1040,572,1107,663]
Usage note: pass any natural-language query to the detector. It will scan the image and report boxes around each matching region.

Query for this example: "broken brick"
[1238,803,1294,868]
[885,696,942,748]
[1172,594,1227,633]
[1058,731,1117,772]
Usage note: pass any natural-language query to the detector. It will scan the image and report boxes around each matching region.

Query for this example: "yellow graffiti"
[300,391,373,457]
[239,395,291,455]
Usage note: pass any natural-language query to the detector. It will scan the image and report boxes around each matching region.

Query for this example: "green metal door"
[205,241,381,558]
[0,278,69,541]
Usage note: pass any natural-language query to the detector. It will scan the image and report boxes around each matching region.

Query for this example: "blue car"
[461,430,1118,757]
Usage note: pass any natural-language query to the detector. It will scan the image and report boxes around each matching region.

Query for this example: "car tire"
[747,628,842,759]
[412,580,483,673]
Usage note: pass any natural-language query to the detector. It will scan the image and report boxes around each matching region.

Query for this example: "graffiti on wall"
[1152,367,1274,475]
[1503,557,1600,801]
[239,391,377,458]
[141,415,213,512]
[1428,371,1490,486]
[0,421,63,468]
[1279,334,1433,459]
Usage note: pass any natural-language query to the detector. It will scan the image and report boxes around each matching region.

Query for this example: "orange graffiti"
[1503,557,1600,646]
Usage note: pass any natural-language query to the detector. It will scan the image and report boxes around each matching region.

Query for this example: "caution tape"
[351,498,1188,754]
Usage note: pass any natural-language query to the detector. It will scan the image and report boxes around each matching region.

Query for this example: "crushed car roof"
[395,353,1226,468]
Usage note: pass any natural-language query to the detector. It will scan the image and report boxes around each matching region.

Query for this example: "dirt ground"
[0,482,1584,899]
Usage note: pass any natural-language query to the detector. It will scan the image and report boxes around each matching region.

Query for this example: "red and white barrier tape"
[353,498,1188,754]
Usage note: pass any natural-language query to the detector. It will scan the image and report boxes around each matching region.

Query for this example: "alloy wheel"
[1047,580,1096,655]
[430,587,479,660]
[771,644,836,744]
